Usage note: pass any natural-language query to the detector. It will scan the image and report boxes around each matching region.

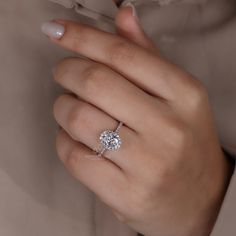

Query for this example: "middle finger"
[53,57,158,133]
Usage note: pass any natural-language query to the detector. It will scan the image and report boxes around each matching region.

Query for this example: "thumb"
[115,2,157,51]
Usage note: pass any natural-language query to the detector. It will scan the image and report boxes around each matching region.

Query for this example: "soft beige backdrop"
[0,0,235,235]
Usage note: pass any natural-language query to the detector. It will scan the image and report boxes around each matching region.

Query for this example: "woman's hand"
[42,6,232,236]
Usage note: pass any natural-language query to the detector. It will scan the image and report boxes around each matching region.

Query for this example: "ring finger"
[53,93,140,171]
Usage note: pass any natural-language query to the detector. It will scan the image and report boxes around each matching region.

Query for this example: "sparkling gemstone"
[99,130,122,151]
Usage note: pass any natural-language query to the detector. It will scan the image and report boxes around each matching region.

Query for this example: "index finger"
[42,20,187,100]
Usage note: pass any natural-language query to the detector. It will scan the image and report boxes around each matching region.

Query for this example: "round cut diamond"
[99,130,122,151]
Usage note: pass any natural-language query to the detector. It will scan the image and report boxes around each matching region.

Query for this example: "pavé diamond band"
[97,121,123,157]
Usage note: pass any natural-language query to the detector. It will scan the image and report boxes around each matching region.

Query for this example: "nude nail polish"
[41,21,65,39]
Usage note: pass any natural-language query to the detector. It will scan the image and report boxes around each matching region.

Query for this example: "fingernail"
[41,21,65,39]
[121,2,138,20]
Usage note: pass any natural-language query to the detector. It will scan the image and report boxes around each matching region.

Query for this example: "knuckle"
[164,120,195,166]
[186,79,208,107]
[70,26,89,52]
[53,57,77,83]
[108,39,136,65]
[167,119,189,150]
[67,103,87,135]
[81,64,107,94]
[67,105,81,133]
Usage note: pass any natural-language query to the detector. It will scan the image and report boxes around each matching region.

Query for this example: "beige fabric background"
[0,0,235,235]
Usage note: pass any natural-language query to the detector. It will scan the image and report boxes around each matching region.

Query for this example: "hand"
[42,6,232,236]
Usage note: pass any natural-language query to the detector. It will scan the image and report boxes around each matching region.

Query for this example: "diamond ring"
[97,121,123,157]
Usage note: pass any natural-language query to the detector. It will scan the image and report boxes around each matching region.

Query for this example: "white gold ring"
[97,121,123,157]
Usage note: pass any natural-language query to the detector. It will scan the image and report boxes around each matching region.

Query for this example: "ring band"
[97,121,123,157]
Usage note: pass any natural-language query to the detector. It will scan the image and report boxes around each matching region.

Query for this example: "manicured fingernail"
[121,2,138,20]
[41,21,65,39]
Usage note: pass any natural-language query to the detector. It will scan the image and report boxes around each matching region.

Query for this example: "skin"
[47,6,232,236]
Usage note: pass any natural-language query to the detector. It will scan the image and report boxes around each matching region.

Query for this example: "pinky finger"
[56,129,128,210]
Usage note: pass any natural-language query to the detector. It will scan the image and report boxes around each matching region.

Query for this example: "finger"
[56,129,128,211]
[115,3,157,51]
[53,94,139,170]
[42,19,188,100]
[53,57,159,132]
